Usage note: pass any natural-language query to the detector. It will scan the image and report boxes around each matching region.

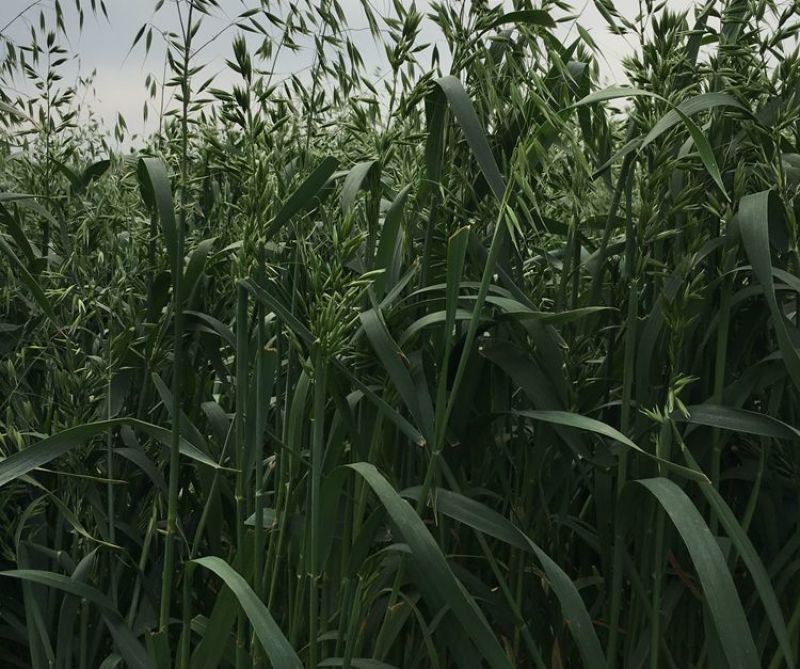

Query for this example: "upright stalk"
[235,283,249,668]
[309,347,328,668]
[607,161,637,667]
[159,0,194,640]
[252,303,267,669]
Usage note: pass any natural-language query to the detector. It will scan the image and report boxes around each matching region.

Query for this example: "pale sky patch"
[1,0,693,145]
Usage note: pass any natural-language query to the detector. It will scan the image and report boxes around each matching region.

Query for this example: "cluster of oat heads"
[1,0,800,667]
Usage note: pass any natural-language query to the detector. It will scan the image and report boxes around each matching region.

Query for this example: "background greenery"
[1,0,800,667]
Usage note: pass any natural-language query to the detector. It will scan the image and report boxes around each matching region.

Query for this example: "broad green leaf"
[641,92,748,148]
[671,109,728,199]
[0,570,149,669]
[319,660,398,668]
[687,455,794,666]
[0,200,39,266]
[491,10,556,30]
[183,237,217,305]
[360,307,434,444]
[678,404,800,440]
[341,160,379,213]
[137,157,177,271]
[348,463,511,669]
[738,190,800,390]
[373,185,411,294]
[515,410,708,482]
[268,156,338,237]
[0,236,57,323]
[402,486,605,668]
[434,76,505,200]
[0,418,225,489]
[636,478,759,669]
[192,556,301,668]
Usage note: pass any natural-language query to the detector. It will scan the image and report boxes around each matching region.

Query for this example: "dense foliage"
[2,0,800,667]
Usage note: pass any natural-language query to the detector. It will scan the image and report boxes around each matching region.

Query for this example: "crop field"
[1,0,800,667]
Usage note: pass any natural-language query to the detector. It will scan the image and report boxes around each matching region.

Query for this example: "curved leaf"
[636,478,759,669]
[348,463,511,669]
[192,556,301,668]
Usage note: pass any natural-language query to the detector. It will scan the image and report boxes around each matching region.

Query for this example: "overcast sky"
[1,0,693,143]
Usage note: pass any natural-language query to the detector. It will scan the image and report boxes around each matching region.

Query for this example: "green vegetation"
[1,0,800,666]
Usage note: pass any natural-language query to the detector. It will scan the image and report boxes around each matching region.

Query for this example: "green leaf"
[79,158,111,193]
[434,76,505,200]
[678,404,800,440]
[348,463,511,669]
[640,92,748,149]
[373,185,411,295]
[0,418,226,489]
[0,236,57,323]
[515,410,708,482]
[0,201,38,267]
[671,109,729,200]
[341,160,379,213]
[402,486,605,668]
[319,660,398,668]
[575,88,740,198]
[697,476,794,665]
[491,10,556,30]
[183,237,217,306]
[635,478,759,669]
[137,157,177,271]
[0,570,149,669]
[192,556,301,668]
[268,156,338,237]
[738,190,800,390]
[360,307,434,444]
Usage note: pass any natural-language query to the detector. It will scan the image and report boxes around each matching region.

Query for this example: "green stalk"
[158,136,186,640]
[649,420,671,669]
[439,459,546,668]
[768,593,800,669]
[342,576,365,669]
[159,0,193,641]
[710,241,734,533]
[179,562,194,669]
[252,304,266,669]
[235,283,249,669]
[309,348,328,668]
[128,502,159,627]
[608,164,637,666]
[431,187,513,489]
[105,329,117,608]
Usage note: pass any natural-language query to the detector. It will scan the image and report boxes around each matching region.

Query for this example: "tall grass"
[1,0,800,667]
